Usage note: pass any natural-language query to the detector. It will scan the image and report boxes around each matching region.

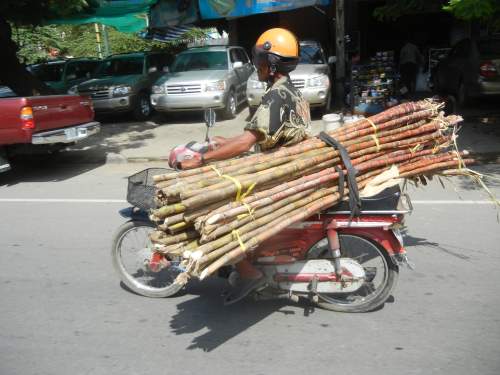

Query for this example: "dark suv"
[29,58,100,94]
[433,37,500,105]
[73,52,173,120]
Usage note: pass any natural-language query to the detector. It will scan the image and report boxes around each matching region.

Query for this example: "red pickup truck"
[0,95,100,172]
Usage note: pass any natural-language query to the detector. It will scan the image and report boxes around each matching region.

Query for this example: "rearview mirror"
[233,61,243,69]
[328,56,337,64]
[204,108,216,128]
[148,66,158,73]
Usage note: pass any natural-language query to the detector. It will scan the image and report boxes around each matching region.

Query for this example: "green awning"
[50,0,157,33]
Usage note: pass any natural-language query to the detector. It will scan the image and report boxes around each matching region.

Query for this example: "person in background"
[399,39,424,95]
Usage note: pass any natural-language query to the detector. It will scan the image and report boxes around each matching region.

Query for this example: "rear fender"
[339,227,404,256]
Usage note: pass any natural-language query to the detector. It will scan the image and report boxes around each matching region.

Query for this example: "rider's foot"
[223,276,267,305]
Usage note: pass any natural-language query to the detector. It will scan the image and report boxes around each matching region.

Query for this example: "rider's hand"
[179,154,203,170]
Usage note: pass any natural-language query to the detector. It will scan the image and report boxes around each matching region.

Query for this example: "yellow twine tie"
[210,165,223,177]
[210,165,256,205]
[371,134,381,151]
[366,118,380,151]
[409,143,420,157]
[237,202,255,220]
[231,230,247,252]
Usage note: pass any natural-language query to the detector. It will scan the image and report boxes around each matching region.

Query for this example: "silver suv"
[150,46,254,119]
[246,40,333,114]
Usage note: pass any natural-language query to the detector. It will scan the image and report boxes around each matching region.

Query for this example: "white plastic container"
[322,113,342,132]
[343,115,364,124]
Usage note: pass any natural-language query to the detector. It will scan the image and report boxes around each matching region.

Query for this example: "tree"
[443,0,500,30]
[374,0,500,30]
[0,0,91,95]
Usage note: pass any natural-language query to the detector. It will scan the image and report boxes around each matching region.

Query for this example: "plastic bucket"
[343,115,364,125]
[322,113,342,132]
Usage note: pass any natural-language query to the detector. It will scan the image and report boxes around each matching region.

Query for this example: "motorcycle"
[111,110,414,313]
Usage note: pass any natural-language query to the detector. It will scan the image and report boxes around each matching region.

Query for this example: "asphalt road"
[1,161,500,375]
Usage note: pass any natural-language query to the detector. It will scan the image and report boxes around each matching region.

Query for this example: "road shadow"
[403,230,472,260]
[152,103,249,126]
[168,275,393,351]
[169,278,301,352]
[0,153,104,186]
[67,119,159,157]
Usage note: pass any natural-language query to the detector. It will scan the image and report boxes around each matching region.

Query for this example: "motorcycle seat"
[326,185,402,213]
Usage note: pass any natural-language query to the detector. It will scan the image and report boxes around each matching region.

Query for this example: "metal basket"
[127,168,171,210]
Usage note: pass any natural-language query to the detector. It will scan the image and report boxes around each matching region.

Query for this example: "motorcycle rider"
[181,28,312,302]
[180,27,311,168]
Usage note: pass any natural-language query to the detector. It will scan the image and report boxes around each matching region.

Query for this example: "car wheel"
[133,92,153,121]
[248,106,257,117]
[222,90,237,120]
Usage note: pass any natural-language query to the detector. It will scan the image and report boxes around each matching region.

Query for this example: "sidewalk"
[65,106,500,165]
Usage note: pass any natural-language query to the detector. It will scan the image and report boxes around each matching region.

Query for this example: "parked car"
[0,86,16,98]
[150,45,254,119]
[246,40,334,114]
[433,36,500,105]
[72,52,172,120]
[0,94,100,172]
[29,58,100,94]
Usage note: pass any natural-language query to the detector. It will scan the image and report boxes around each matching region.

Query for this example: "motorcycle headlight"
[67,85,78,95]
[307,75,330,88]
[249,79,266,89]
[112,86,132,97]
[152,85,165,94]
[205,80,226,92]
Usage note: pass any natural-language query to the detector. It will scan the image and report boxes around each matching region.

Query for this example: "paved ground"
[0,161,499,375]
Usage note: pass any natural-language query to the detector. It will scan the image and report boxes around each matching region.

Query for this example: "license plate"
[64,127,77,140]
[77,127,88,137]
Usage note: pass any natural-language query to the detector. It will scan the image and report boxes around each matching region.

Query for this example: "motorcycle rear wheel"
[111,220,183,298]
[307,234,398,313]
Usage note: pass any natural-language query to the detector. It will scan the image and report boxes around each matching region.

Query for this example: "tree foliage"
[0,0,91,25]
[374,0,500,30]
[12,24,208,65]
[443,0,500,30]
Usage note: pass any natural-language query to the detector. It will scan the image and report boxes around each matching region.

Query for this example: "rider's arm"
[204,130,260,162]
[180,130,260,169]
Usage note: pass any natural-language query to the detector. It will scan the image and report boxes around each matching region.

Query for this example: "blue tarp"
[198,0,331,20]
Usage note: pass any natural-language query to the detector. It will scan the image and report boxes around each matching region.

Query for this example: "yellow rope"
[210,166,257,212]
[231,230,247,252]
[366,118,381,151]
[371,134,381,151]
[409,143,421,156]
[237,202,255,220]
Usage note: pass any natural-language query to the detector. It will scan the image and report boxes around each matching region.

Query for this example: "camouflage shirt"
[245,76,311,151]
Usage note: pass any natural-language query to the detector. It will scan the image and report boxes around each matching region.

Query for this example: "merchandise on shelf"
[350,50,399,115]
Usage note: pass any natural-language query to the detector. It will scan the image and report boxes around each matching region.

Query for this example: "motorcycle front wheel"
[111,220,184,298]
[307,234,398,313]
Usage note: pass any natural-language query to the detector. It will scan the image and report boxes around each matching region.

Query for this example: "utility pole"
[335,0,346,110]
[101,24,111,57]
[94,23,103,59]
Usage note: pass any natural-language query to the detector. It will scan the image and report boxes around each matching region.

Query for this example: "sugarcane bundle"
[147,99,481,285]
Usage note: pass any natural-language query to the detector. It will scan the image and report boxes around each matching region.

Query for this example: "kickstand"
[307,275,319,304]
